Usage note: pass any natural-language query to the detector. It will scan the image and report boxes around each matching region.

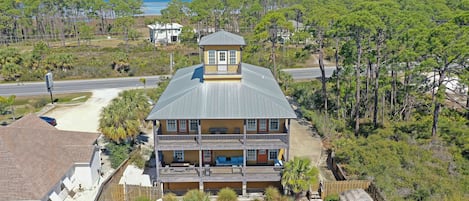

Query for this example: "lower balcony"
[154,166,282,183]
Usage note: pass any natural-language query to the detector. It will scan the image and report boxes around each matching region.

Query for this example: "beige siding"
[162,150,199,164]
[159,119,288,134]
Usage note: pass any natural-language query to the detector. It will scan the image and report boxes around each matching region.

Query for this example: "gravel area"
[46,88,121,132]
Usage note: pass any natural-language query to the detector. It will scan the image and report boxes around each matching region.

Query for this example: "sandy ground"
[46,88,122,132]
[289,119,323,166]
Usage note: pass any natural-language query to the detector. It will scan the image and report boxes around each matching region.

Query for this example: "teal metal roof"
[199,30,246,46]
[146,63,296,120]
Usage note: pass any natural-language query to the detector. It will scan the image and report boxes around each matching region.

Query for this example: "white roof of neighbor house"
[146,63,296,120]
[147,22,183,30]
[199,30,246,46]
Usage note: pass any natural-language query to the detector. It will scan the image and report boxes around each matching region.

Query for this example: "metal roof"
[199,30,246,46]
[146,63,296,120]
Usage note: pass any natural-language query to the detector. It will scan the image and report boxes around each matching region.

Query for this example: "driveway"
[46,88,121,132]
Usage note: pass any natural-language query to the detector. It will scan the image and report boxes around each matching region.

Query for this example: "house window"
[259,119,267,131]
[247,149,257,161]
[189,120,198,132]
[247,119,257,131]
[219,52,226,61]
[179,120,187,132]
[270,119,279,131]
[174,150,184,162]
[229,50,236,64]
[166,120,177,132]
[208,50,216,64]
[268,149,279,160]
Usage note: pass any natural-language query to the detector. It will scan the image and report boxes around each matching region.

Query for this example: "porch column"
[242,181,247,196]
[286,119,291,161]
[154,120,160,181]
[198,120,203,180]
[242,120,247,176]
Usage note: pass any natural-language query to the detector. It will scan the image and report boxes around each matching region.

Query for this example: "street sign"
[45,72,54,92]
[45,72,54,104]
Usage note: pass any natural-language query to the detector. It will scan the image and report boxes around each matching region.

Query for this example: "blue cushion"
[217,156,226,162]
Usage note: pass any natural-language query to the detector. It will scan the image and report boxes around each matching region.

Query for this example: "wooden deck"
[157,166,282,183]
[156,134,288,150]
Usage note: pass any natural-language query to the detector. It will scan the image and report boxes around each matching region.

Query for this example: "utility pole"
[170,52,173,74]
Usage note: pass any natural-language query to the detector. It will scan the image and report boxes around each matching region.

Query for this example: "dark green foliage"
[324,194,339,201]
[217,187,238,201]
[106,142,130,169]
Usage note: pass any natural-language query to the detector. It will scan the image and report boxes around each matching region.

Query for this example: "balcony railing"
[155,133,288,150]
[157,165,282,183]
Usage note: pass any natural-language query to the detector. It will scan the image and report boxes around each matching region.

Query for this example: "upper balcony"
[155,133,288,150]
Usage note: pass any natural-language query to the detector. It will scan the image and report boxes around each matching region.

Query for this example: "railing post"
[286,119,291,161]
[154,121,160,183]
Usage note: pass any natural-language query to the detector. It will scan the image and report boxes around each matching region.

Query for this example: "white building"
[148,22,183,44]
[0,114,101,201]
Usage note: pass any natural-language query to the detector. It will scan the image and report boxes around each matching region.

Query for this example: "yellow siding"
[201,119,243,134]
[159,119,288,134]
[162,150,199,164]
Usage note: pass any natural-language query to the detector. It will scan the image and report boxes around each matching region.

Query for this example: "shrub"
[264,186,281,201]
[106,142,130,169]
[324,194,339,201]
[129,151,146,169]
[163,193,178,201]
[183,189,209,201]
[217,187,237,201]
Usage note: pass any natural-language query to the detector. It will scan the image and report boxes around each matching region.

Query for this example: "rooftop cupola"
[199,30,246,81]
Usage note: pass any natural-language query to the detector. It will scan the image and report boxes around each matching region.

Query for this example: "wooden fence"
[96,147,161,201]
[97,184,161,201]
[321,151,386,201]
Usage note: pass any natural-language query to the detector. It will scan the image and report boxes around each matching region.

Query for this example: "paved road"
[1,66,336,97]
[282,66,336,80]
[0,76,164,96]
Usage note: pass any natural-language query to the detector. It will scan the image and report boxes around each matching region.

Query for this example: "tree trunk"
[354,37,362,136]
[391,67,397,116]
[373,31,382,128]
[272,40,277,80]
[318,32,328,114]
[335,38,341,118]
[431,64,448,141]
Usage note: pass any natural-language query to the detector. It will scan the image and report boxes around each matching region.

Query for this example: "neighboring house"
[0,114,101,201]
[146,31,296,195]
[148,22,183,44]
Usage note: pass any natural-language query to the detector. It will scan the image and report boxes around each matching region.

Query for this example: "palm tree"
[99,90,150,143]
[281,157,318,200]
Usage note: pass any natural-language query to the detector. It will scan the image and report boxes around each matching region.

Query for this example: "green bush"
[106,143,130,169]
[130,152,146,169]
[217,187,237,201]
[264,186,280,201]
[324,194,339,201]
[163,193,178,201]
[183,189,209,201]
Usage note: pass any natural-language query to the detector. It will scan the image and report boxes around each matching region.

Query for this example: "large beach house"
[146,30,296,195]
